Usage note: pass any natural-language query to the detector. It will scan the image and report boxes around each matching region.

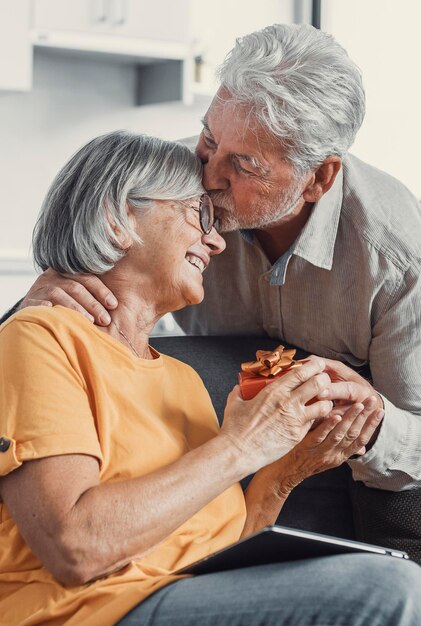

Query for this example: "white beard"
[210,181,304,232]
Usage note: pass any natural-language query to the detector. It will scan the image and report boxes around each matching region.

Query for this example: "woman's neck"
[97,272,160,359]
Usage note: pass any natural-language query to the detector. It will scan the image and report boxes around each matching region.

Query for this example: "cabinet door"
[111,0,191,42]
[33,0,110,33]
[0,0,32,90]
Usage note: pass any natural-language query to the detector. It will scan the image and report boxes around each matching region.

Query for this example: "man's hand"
[317,358,384,448]
[275,396,384,496]
[20,269,117,325]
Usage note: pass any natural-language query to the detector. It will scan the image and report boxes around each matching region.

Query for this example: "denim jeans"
[116,554,421,626]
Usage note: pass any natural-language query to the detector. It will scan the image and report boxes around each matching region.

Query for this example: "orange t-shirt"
[0,306,246,626]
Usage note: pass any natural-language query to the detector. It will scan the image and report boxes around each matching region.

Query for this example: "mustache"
[209,191,236,212]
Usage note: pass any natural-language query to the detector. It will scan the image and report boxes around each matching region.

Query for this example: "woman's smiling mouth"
[185,253,207,273]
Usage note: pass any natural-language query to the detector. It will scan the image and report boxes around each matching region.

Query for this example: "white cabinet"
[0,0,32,91]
[31,0,193,104]
[33,0,105,33]
[33,0,191,42]
[113,0,190,43]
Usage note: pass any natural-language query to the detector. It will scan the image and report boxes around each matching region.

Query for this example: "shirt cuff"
[347,394,417,489]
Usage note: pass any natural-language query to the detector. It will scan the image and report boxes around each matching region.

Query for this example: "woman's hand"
[220,356,334,475]
[240,396,384,537]
[20,268,117,325]
[275,396,384,495]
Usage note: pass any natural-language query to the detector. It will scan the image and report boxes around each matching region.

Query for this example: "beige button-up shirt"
[174,152,421,491]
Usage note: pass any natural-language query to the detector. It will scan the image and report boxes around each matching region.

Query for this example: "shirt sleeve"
[0,318,102,476]
[348,263,421,490]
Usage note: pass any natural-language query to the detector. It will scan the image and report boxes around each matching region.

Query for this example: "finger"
[354,447,366,456]
[67,274,118,310]
[25,299,53,308]
[293,371,332,405]
[341,396,378,440]
[329,403,354,417]
[322,358,358,381]
[318,380,371,404]
[304,399,334,422]
[271,356,327,394]
[323,402,365,446]
[328,397,378,450]
[56,283,112,326]
[347,408,384,456]
[46,289,95,323]
[227,384,242,402]
[304,414,342,445]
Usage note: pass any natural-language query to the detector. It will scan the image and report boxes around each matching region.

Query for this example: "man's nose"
[202,157,230,192]
[201,227,226,256]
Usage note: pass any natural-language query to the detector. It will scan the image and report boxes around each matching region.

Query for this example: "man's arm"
[1,269,118,325]
[321,264,421,491]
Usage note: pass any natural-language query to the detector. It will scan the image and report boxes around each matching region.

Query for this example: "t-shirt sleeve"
[0,318,102,476]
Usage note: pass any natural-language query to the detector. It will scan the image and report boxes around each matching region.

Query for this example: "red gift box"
[238,345,303,400]
[238,368,294,400]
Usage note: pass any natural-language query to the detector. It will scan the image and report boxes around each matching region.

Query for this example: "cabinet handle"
[112,0,127,26]
[91,0,108,24]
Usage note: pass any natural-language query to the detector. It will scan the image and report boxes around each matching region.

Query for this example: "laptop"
[176,525,409,576]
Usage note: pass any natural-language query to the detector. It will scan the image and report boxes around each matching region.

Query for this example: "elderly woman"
[0,131,419,626]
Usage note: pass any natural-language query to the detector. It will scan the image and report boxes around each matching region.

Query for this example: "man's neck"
[254,202,313,265]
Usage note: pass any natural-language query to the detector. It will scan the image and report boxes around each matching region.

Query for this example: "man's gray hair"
[217,23,366,173]
[33,131,203,274]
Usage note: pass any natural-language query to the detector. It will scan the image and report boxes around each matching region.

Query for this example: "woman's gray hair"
[33,131,203,274]
[217,23,366,173]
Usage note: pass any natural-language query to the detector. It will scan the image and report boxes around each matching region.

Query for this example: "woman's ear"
[106,205,135,250]
[302,157,342,203]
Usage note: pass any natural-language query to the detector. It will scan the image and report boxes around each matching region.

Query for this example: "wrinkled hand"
[220,356,334,475]
[317,359,384,448]
[275,396,384,496]
[20,269,117,325]
[318,358,383,408]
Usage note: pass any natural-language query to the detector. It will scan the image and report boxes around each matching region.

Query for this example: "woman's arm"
[0,437,242,586]
[0,358,333,587]
[241,397,384,537]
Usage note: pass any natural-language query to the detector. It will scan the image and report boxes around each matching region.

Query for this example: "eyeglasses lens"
[200,194,214,234]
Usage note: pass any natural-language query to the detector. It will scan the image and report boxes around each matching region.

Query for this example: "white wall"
[322,0,421,198]
[0,50,211,314]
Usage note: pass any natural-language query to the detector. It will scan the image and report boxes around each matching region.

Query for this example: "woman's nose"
[201,227,226,256]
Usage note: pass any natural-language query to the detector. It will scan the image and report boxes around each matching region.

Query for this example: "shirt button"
[0,437,11,452]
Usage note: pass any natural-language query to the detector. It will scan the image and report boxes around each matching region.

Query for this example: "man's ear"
[302,156,342,203]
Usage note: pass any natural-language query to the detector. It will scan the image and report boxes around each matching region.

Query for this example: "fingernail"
[100,312,111,325]
[318,359,325,368]
[106,295,118,307]
[319,389,329,397]
[375,410,385,421]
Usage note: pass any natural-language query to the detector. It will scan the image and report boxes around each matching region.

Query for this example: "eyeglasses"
[186,193,218,234]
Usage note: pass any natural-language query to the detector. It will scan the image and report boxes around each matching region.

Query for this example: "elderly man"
[3,24,421,498]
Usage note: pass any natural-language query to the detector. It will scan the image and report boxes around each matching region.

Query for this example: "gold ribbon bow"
[241,345,301,378]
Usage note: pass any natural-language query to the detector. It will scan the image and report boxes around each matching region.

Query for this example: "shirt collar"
[293,164,343,270]
[238,164,343,274]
